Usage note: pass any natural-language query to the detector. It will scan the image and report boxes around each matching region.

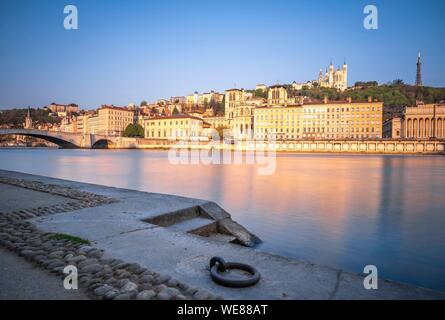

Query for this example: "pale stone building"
[382,118,402,139]
[143,115,204,140]
[402,104,445,139]
[254,105,303,140]
[224,89,255,139]
[203,116,227,129]
[185,91,224,108]
[48,103,79,114]
[317,61,348,91]
[254,98,383,140]
[225,89,246,122]
[255,84,267,92]
[59,115,78,133]
[268,85,288,106]
[76,114,101,135]
[75,106,135,136]
[291,81,313,90]
[98,105,135,136]
[231,105,255,140]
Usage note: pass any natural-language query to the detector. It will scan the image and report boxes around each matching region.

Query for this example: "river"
[0,148,444,291]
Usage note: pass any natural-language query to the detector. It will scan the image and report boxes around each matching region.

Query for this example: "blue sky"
[0,0,444,109]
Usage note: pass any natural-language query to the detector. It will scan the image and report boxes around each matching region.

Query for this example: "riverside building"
[254,97,383,140]
[402,103,445,139]
[143,115,204,140]
[75,105,136,136]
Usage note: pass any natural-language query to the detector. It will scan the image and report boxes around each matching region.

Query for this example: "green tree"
[254,89,268,99]
[140,100,148,107]
[123,123,144,138]
[392,79,404,86]
[172,106,179,115]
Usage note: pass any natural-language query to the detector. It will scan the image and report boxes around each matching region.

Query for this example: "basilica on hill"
[317,61,348,91]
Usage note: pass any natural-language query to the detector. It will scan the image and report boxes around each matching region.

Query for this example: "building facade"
[97,105,136,136]
[254,98,383,140]
[203,116,227,129]
[185,91,224,108]
[382,117,402,139]
[48,103,79,114]
[268,85,288,106]
[143,115,204,140]
[402,104,445,139]
[74,106,135,136]
[224,89,258,139]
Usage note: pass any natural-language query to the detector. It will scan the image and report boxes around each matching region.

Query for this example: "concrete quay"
[0,169,444,300]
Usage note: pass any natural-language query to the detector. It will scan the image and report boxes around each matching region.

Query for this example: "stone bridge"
[0,129,118,149]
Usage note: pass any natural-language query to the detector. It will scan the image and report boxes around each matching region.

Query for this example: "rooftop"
[144,114,204,122]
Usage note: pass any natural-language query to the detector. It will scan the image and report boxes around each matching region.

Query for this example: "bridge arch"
[0,130,79,148]
[92,139,115,149]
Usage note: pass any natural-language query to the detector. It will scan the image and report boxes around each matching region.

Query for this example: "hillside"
[0,108,61,128]
[297,82,445,121]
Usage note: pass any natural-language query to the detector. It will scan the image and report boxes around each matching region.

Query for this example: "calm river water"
[0,148,444,291]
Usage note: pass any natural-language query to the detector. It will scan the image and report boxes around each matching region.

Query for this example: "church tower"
[415,52,422,86]
[24,107,32,129]
[328,61,334,86]
[342,60,348,91]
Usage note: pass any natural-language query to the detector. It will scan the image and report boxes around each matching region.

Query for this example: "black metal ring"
[210,256,227,272]
[209,257,261,288]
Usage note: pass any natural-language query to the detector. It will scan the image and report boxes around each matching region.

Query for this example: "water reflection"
[0,149,444,291]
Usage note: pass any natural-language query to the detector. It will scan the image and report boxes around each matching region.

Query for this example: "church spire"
[24,106,32,129]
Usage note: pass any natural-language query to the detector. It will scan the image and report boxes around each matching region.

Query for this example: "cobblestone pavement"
[0,176,220,300]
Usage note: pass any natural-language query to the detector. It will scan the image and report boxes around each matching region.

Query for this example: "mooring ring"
[210,256,227,272]
[209,256,261,288]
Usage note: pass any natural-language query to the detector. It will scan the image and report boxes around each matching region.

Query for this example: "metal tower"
[415,52,422,86]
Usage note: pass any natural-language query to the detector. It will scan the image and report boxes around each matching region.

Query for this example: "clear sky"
[0,0,444,109]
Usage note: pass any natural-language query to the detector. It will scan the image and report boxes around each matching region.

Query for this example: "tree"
[254,89,268,99]
[123,124,144,138]
[0,108,61,128]
[140,100,148,107]
[172,106,179,115]
[354,81,378,87]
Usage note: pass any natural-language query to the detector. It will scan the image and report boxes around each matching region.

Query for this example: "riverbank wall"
[111,138,445,154]
[1,170,444,300]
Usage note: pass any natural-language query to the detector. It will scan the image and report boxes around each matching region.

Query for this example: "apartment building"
[143,115,204,140]
[254,98,383,140]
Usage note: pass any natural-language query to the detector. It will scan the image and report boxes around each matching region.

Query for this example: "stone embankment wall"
[114,138,445,154]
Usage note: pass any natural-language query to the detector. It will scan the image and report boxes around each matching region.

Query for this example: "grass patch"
[49,233,90,245]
